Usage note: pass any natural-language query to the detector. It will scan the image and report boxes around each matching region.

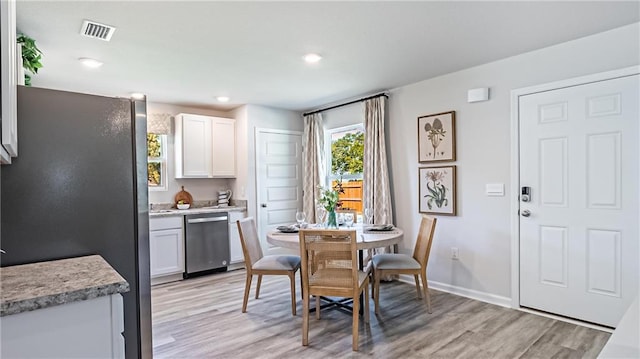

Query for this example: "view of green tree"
[332,131,364,175]
[147,133,161,158]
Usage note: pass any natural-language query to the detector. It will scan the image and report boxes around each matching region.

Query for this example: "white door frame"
[509,65,640,309]
[254,128,303,246]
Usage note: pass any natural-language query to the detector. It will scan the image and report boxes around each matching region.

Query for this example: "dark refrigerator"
[1,86,152,359]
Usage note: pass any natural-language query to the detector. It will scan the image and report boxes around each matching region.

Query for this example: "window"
[326,124,364,213]
[147,133,167,191]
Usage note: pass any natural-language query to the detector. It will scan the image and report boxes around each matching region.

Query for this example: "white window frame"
[324,123,364,185]
[148,133,168,191]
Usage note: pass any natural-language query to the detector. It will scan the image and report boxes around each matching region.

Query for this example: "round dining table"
[266,224,404,250]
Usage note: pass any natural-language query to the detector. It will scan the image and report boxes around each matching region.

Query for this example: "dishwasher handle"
[187,216,228,224]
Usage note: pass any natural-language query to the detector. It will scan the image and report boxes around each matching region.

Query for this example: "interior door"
[519,74,639,327]
[256,129,303,254]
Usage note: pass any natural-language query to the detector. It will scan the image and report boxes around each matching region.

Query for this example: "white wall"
[232,104,303,220]
[146,102,234,204]
[388,23,640,300]
[322,103,361,130]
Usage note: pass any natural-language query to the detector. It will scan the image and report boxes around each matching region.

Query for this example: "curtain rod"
[302,92,388,117]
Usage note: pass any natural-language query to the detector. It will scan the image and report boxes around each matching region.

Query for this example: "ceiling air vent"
[80,20,116,41]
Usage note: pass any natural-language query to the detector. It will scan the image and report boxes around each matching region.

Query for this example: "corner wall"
[232,104,303,221]
[387,23,640,300]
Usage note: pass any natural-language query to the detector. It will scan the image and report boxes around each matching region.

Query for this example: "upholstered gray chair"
[236,217,301,315]
[371,215,437,314]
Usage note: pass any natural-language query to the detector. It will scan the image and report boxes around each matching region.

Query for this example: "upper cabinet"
[0,0,18,165]
[175,113,236,178]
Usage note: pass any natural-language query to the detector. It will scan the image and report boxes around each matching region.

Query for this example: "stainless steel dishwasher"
[184,212,230,277]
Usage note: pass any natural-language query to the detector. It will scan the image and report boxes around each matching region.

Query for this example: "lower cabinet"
[150,216,184,283]
[1,294,125,358]
[228,211,246,264]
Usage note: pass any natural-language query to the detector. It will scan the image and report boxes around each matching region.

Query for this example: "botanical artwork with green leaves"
[418,111,456,163]
[419,166,456,215]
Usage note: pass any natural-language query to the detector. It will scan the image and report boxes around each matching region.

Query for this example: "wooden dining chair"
[371,215,437,314]
[299,229,370,351]
[236,217,301,315]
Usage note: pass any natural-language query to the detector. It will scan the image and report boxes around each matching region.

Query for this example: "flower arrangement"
[317,186,339,211]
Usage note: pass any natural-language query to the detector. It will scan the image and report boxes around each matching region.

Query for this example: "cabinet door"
[150,228,184,277]
[228,211,245,263]
[211,117,236,177]
[176,114,212,178]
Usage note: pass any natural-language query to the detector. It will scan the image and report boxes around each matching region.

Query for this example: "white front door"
[255,129,303,254]
[519,73,639,327]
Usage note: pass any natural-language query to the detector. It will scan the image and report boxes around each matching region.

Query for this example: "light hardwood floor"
[152,269,610,358]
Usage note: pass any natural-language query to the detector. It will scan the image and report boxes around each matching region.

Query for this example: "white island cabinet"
[150,216,184,284]
[175,113,236,178]
[0,255,129,358]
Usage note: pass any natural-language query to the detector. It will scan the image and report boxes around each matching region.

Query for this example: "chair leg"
[315,296,321,320]
[302,291,309,346]
[289,272,297,316]
[242,273,252,313]
[421,272,432,314]
[352,293,360,351]
[371,269,375,299]
[414,274,422,299]
[299,270,304,301]
[374,269,381,314]
[363,279,370,324]
[255,274,263,299]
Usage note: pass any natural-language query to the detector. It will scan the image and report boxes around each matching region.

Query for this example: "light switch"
[486,183,504,196]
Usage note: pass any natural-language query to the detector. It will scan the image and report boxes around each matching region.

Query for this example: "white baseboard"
[397,274,512,308]
[397,275,613,332]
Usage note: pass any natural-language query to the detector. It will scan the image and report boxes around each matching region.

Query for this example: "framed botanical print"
[419,165,456,216]
[418,111,456,163]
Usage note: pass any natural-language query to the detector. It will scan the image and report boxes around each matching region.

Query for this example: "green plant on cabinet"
[17,33,43,86]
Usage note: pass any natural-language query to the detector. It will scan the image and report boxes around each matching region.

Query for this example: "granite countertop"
[0,255,130,317]
[149,205,246,218]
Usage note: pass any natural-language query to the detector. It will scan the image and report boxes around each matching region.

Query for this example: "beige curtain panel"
[363,96,393,225]
[363,96,394,277]
[302,113,325,221]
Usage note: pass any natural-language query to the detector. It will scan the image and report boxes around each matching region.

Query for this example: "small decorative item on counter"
[174,186,193,209]
[177,200,190,210]
[218,189,232,207]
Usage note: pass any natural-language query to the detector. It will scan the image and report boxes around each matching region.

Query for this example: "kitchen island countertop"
[0,255,129,317]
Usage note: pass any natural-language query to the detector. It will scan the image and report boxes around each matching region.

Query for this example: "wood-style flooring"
[151,269,610,358]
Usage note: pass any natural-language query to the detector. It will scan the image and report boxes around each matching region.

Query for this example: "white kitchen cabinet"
[149,216,184,282]
[1,294,125,358]
[211,117,236,177]
[228,211,246,264]
[175,113,236,178]
[0,0,18,164]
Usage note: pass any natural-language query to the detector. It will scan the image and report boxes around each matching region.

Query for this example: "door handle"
[521,210,531,217]
[261,203,267,208]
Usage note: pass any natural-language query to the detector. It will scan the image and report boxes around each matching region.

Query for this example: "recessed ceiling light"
[78,57,103,68]
[303,53,322,63]
[130,93,145,100]
[216,96,230,103]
